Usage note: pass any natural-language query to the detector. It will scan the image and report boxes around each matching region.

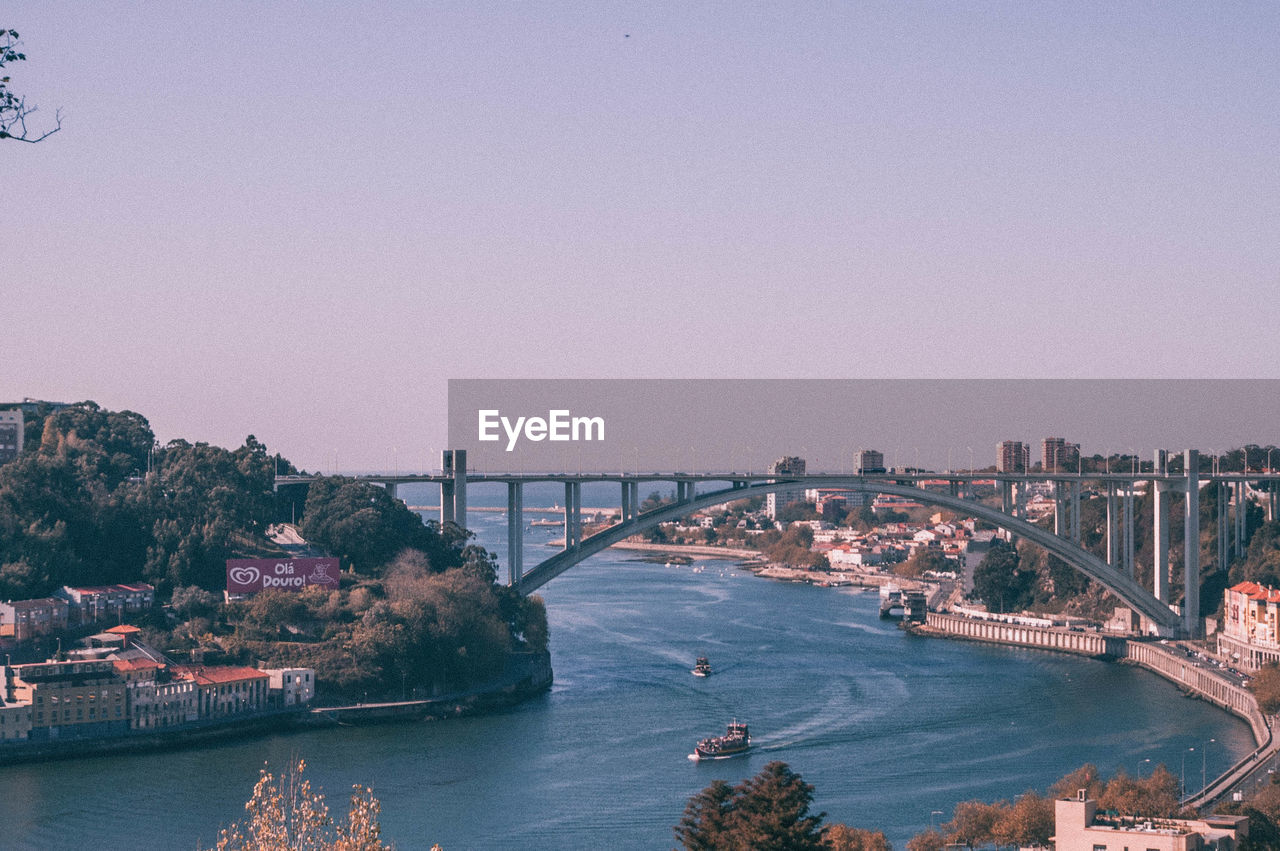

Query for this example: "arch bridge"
[275,449,1280,639]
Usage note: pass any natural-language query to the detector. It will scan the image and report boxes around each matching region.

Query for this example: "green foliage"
[640,490,675,513]
[894,547,951,579]
[1248,661,1280,714]
[299,477,462,575]
[756,524,827,568]
[776,500,819,523]
[972,538,1036,613]
[1216,794,1280,850]
[219,551,549,699]
[675,761,826,851]
[1231,521,1280,588]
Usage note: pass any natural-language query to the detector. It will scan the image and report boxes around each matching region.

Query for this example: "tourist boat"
[692,656,712,677]
[692,721,750,760]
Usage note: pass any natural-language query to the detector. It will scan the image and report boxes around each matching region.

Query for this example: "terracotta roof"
[104,624,142,635]
[112,658,162,673]
[1229,581,1280,603]
[173,665,269,686]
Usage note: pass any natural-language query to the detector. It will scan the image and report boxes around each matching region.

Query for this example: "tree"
[1099,766,1179,818]
[1249,662,1280,714]
[903,830,944,851]
[674,761,826,851]
[972,538,1034,613]
[894,547,950,579]
[941,799,1004,848]
[823,822,892,850]
[990,792,1053,848]
[211,759,391,851]
[1048,763,1104,801]
[1,29,61,142]
[675,779,736,851]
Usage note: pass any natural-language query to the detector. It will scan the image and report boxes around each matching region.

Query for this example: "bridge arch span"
[517,478,1180,630]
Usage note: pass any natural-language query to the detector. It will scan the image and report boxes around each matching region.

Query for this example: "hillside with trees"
[0,400,548,700]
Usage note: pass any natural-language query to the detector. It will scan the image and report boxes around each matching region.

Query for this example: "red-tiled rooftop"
[173,665,269,685]
[104,624,142,635]
[112,658,162,673]
[1229,581,1280,602]
[65,583,155,594]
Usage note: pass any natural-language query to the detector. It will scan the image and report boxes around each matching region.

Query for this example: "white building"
[265,668,315,707]
[1052,795,1247,850]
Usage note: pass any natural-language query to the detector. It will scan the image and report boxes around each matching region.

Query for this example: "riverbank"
[0,651,552,766]
[914,612,1275,807]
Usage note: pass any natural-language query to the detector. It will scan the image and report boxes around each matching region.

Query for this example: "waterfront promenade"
[920,611,1276,808]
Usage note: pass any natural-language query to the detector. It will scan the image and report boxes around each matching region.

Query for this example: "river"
[0,482,1256,849]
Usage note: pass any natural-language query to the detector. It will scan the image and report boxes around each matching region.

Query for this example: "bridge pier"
[1123,480,1135,579]
[1218,482,1230,572]
[1106,483,1117,566]
[1054,482,1067,537]
[1185,449,1201,638]
[1236,480,1247,559]
[621,480,632,521]
[1153,480,1172,603]
[508,481,523,587]
[385,482,398,502]
[1070,479,1081,544]
[562,481,582,548]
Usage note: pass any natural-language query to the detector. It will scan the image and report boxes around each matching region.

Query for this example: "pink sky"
[6,3,1280,470]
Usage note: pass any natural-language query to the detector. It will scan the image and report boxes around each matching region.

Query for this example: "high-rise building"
[1041,437,1081,472]
[996,441,1029,474]
[855,449,885,474]
[0,409,23,465]
[765,456,807,519]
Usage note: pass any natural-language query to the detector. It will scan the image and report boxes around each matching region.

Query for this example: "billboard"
[226,557,341,595]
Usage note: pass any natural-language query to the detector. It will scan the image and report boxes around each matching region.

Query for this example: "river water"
[0,483,1256,849]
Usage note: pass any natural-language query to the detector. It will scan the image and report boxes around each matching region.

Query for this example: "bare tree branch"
[1,28,62,143]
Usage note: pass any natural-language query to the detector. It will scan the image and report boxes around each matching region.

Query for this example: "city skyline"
[7,3,1280,471]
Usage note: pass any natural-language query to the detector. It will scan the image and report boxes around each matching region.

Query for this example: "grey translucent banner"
[447,379,1280,474]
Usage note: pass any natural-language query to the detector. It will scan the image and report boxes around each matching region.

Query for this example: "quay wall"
[922,612,1274,807]
[924,613,1263,739]
[922,612,1127,658]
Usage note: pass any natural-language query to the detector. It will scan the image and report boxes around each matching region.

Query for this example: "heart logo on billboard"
[229,566,261,586]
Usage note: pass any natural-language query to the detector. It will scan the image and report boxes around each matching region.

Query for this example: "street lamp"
[1183,746,1195,798]
[930,810,943,832]
[1203,738,1216,791]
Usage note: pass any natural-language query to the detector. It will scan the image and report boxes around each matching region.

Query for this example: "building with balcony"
[1218,581,1280,669]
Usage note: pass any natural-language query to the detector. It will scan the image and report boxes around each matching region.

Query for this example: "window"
[1093,845,1107,851]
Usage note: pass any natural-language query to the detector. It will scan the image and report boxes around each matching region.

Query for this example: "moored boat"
[692,721,750,760]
